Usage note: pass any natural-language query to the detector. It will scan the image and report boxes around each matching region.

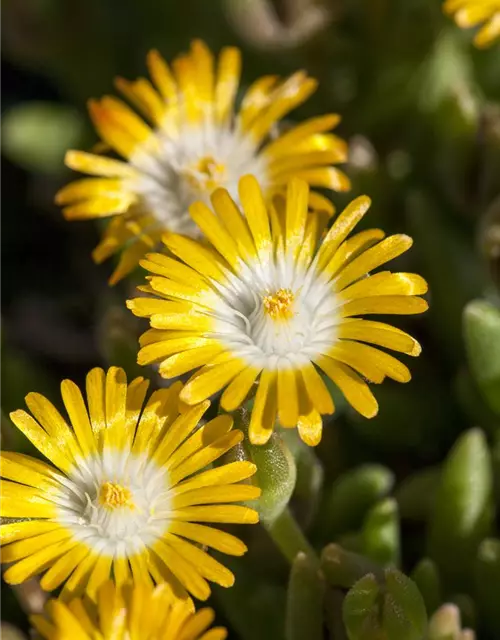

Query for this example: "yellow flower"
[0,367,259,601]
[444,0,500,47]
[127,176,428,447]
[56,39,350,285]
[31,580,227,640]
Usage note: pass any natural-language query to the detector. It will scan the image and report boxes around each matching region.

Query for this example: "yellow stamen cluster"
[186,155,227,191]
[99,482,135,510]
[263,288,295,320]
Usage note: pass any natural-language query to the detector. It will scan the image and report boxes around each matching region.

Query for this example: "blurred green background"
[2,0,500,638]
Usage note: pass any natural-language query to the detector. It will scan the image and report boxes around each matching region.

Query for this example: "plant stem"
[264,506,318,565]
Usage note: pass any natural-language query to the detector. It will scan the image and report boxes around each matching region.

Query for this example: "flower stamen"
[263,288,295,320]
[184,155,226,191]
[99,482,135,510]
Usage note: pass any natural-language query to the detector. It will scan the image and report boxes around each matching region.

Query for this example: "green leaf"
[417,28,479,135]
[411,558,441,616]
[475,538,500,636]
[428,429,494,589]
[281,430,324,528]
[342,573,384,640]
[463,300,500,417]
[321,544,384,589]
[99,305,144,379]
[319,465,394,541]
[395,468,441,522]
[362,499,400,567]
[407,192,485,365]
[285,552,325,640]
[2,102,84,173]
[325,589,349,640]
[382,568,427,640]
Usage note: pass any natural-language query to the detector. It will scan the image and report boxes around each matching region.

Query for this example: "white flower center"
[212,257,339,369]
[129,124,268,236]
[55,450,171,556]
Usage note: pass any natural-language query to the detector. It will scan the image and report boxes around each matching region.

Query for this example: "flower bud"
[232,408,296,525]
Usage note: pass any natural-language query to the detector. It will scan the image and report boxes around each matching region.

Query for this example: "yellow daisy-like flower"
[56,39,350,284]
[31,580,227,640]
[0,367,260,601]
[127,176,428,447]
[444,0,500,47]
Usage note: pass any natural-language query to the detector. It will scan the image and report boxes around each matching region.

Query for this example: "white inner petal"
[212,255,338,369]
[128,123,268,235]
[55,450,171,557]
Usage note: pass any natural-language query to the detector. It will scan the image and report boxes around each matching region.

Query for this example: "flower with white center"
[31,580,227,640]
[444,0,500,47]
[127,175,429,447]
[0,367,259,601]
[56,39,350,284]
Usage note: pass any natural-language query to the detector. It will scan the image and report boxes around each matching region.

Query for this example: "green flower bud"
[232,408,297,525]
[463,300,500,417]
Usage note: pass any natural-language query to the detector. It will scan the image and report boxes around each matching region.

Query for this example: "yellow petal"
[249,370,278,445]
[180,360,246,405]
[277,368,299,428]
[335,234,413,291]
[315,356,379,419]
[168,521,248,556]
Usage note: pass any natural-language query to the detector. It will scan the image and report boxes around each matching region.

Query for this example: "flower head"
[31,580,227,640]
[128,176,428,447]
[444,0,500,47]
[1,367,259,601]
[57,39,350,284]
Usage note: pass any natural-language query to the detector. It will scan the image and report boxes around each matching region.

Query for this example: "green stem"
[264,507,318,565]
